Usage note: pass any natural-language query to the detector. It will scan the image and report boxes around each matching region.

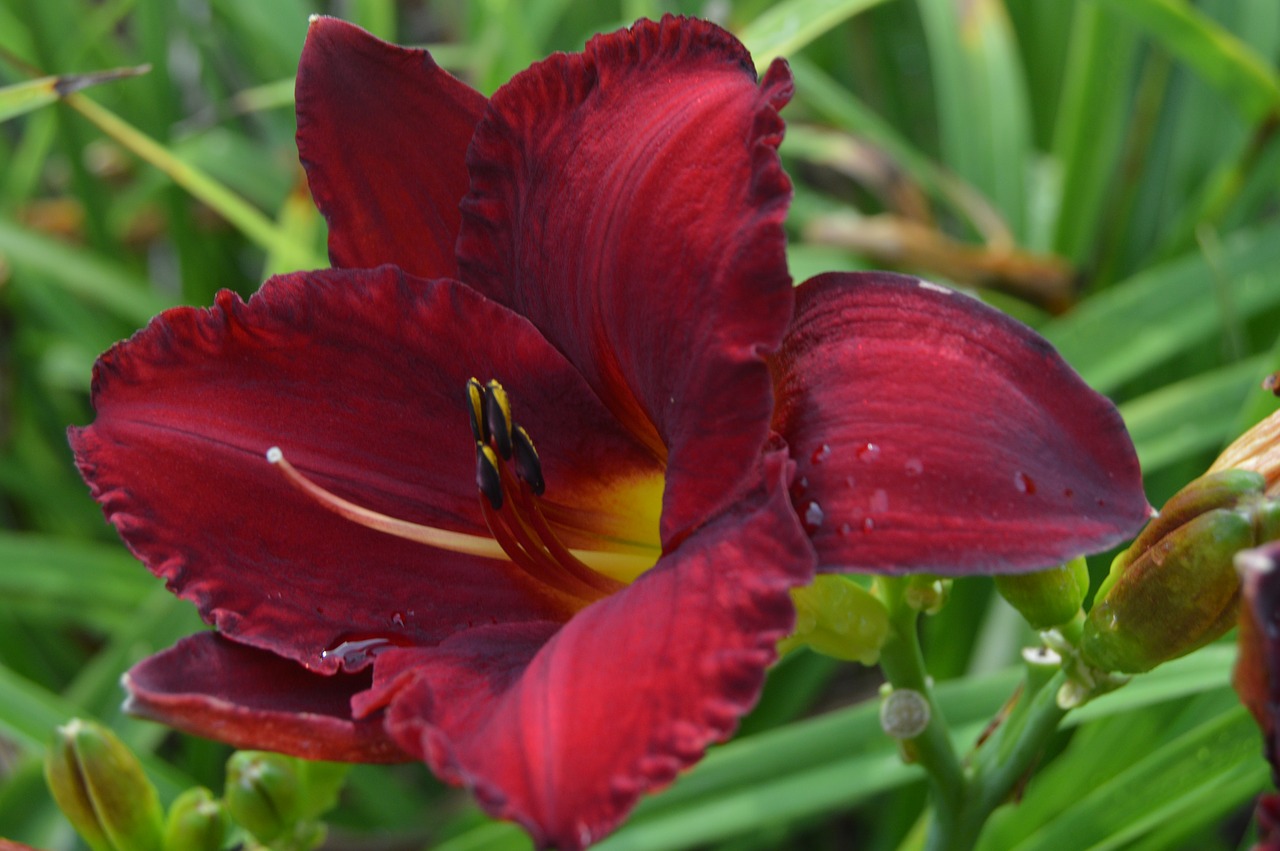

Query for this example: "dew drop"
[321,636,396,670]
[856,442,882,463]
[904,458,924,476]
[391,611,405,628]
[810,443,832,465]
[789,475,810,501]
[870,488,890,513]
[839,522,854,537]
[802,500,825,534]
[862,517,876,533]
[1014,471,1036,495]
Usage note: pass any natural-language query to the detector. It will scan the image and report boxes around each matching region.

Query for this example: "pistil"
[265,377,656,602]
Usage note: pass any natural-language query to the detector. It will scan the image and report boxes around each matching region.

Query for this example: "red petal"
[353,450,813,850]
[772,272,1150,574]
[296,17,486,278]
[70,268,662,672]
[1237,542,1280,779]
[457,16,794,544]
[124,633,408,763]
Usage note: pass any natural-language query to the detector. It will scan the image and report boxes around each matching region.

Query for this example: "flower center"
[266,378,657,607]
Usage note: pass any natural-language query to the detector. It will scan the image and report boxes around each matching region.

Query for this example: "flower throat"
[267,378,653,606]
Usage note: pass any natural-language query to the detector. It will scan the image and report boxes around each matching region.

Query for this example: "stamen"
[512,425,545,495]
[466,378,486,443]
[503,467,624,594]
[479,496,609,601]
[266,447,653,581]
[484,380,514,459]
[475,443,504,510]
[267,447,507,560]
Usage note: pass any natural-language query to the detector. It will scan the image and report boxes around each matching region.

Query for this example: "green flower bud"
[162,788,227,851]
[780,575,890,665]
[994,556,1090,629]
[1082,470,1274,673]
[44,718,163,851]
[224,751,303,844]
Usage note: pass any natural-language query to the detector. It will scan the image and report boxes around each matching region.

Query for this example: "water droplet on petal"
[391,612,405,627]
[857,443,882,463]
[802,501,825,534]
[904,458,924,476]
[839,522,853,537]
[810,443,832,465]
[1014,471,1036,495]
[321,636,399,670]
[870,488,890,513]
[790,475,810,501]
[862,517,876,533]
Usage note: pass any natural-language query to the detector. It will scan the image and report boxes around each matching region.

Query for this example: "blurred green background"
[2,0,1279,848]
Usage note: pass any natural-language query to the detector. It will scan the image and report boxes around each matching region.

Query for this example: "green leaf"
[0,66,147,123]
[738,0,893,69]
[1091,0,1280,124]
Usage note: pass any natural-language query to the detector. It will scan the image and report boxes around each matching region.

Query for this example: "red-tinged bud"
[780,575,890,665]
[44,719,163,851]
[994,556,1090,630]
[1210,409,1280,496]
[1082,471,1276,673]
[162,787,227,851]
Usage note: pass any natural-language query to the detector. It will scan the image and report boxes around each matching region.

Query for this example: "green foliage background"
[1,0,1279,848]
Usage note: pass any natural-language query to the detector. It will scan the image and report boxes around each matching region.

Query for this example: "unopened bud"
[904,575,950,615]
[44,719,163,851]
[994,557,1090,629]
[224,751,303,844]
[780,575,889,665]
[1209,409,1280,496]
[1082,470,1276,673]
[162,788,227,851]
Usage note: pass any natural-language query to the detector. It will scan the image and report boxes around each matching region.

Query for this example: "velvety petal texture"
[124,633,408,763]
[458,16,795,545]
[71,267,663,674]
[772,272,1149,574]
[351,450,812,851]
[296,17,486,278]
[1237,541,1280,782]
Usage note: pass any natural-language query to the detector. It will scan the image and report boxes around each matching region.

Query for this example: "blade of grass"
[64,92,326,270]
[0,218,169,323]
[738,0,893,70]
[916,0,1032,241]
[0,66,147,122]
[1091,0,1280,124]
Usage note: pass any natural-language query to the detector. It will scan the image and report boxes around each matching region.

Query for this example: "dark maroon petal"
[1237,542,1280,785]
[352,450,813,850]
[296,16,486,278]
[772,272,1150,575]
[124,633,408,763]
[457,15,795,545]
[70,267,663,672]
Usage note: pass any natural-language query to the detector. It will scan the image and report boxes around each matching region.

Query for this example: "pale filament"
[267,447,653,581]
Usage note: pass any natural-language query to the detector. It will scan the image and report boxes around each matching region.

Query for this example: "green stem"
[876,578,1074,851]
[875,579,967,845]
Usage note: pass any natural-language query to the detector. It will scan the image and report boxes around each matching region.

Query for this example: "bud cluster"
[44,720,346,851]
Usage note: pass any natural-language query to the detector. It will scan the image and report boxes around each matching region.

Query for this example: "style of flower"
[70,15,1148,849]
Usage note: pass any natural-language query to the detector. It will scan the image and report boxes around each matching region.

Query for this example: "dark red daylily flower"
[1237,541,1280,850]
[71,16,1147,850]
